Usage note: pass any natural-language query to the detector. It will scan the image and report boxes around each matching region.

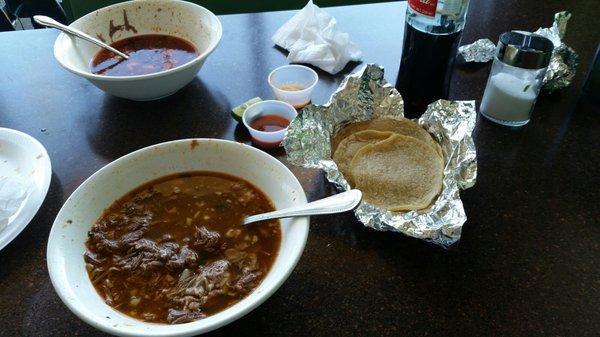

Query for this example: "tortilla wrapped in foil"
[283,64,477,247]
[457,11,578,92]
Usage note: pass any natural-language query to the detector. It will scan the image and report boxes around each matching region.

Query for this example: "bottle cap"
[497,31,554,69]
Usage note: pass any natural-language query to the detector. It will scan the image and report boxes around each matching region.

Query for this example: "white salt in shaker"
[480,31,554,126]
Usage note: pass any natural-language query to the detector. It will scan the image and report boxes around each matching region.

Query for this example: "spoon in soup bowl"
[33,15,129,60]
[244,189,362,225]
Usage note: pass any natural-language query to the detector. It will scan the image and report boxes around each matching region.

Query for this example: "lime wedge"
[232,97,262,123]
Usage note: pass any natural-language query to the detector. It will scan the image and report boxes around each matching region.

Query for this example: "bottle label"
[408,0,439,17]
[440,0,465,18]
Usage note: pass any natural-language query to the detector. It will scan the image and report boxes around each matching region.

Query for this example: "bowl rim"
[53,0,223,82]
[46,138,309,336]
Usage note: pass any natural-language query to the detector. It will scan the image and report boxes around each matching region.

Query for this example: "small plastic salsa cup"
[268,65,318,109]
[242,100,298,148]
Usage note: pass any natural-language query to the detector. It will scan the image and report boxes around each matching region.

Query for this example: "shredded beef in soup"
[84,172,281,324]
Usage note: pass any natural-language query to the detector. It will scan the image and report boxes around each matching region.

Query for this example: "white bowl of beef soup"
[47,139,309,336]
[53,0,222,100]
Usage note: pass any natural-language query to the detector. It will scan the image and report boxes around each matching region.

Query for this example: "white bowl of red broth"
[53,0,222,101]
[47,139,309,336]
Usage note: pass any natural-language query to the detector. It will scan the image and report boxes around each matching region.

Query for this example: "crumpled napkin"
[0,176,30,232]
[272,0,362,74]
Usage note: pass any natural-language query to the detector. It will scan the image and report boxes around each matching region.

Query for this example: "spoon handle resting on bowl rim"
[33,15,129,60]
[244,189,362,225]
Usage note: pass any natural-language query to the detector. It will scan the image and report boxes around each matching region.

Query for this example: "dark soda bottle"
[395,0,470,117]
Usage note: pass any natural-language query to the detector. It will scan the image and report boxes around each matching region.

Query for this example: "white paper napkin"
[272,0,362,74]
[0,176,30,232]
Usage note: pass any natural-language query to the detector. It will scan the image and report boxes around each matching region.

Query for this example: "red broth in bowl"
[91,34,199,76]
[84,171,281,324]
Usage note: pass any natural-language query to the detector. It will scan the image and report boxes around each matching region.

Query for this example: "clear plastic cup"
[242,100,298,148]
[268,65,318,109]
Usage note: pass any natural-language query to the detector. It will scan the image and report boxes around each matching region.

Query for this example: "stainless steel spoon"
[33,15,129,60]
[244,189,362,225]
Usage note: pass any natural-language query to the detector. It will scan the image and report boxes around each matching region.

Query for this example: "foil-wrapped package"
[458,39,495,62]
[457,11,578,92]
[283,64,477,247]
[534,11,579,92]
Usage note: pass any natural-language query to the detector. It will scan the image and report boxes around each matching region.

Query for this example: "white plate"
[0,128,52,251]
[47,139,309,337]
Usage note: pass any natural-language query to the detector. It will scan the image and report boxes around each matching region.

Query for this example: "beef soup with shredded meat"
[84,172,281,324]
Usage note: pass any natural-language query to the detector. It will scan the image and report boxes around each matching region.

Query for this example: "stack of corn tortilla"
[332,117,444,211]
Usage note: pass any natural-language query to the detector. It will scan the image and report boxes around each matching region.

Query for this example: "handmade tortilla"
[349,134,444,211]
[331,117,442,157]
[333,130,394,185]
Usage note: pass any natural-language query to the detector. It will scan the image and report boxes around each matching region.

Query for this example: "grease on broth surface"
[90,34,199,76]
[84,171,281,324]
[250,115,290,132]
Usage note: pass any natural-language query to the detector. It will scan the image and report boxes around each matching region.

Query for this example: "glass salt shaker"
[480,31,554,126]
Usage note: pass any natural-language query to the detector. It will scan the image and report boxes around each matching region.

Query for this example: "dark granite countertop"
[0,1,599,336]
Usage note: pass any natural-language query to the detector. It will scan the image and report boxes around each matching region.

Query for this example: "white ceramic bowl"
[53,0,222,100]
[47,139,309,337]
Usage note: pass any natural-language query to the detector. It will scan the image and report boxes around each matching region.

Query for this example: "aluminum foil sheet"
[534,11,579,93]
[458,39,496,62]
[283,64,477,247]
[457,11,578,92]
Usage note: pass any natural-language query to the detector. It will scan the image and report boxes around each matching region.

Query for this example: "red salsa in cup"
[248,115,291,148]
[250,115,290,132]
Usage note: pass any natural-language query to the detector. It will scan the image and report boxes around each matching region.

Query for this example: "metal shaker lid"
[497,31,554,69]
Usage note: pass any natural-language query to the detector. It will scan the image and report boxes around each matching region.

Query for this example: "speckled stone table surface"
[0,1,599,336]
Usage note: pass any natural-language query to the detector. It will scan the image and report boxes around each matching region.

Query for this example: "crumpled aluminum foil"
[534,11,579,93]
[457,11,578,92]
[283,64,477,247]
[458,39,496,62]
